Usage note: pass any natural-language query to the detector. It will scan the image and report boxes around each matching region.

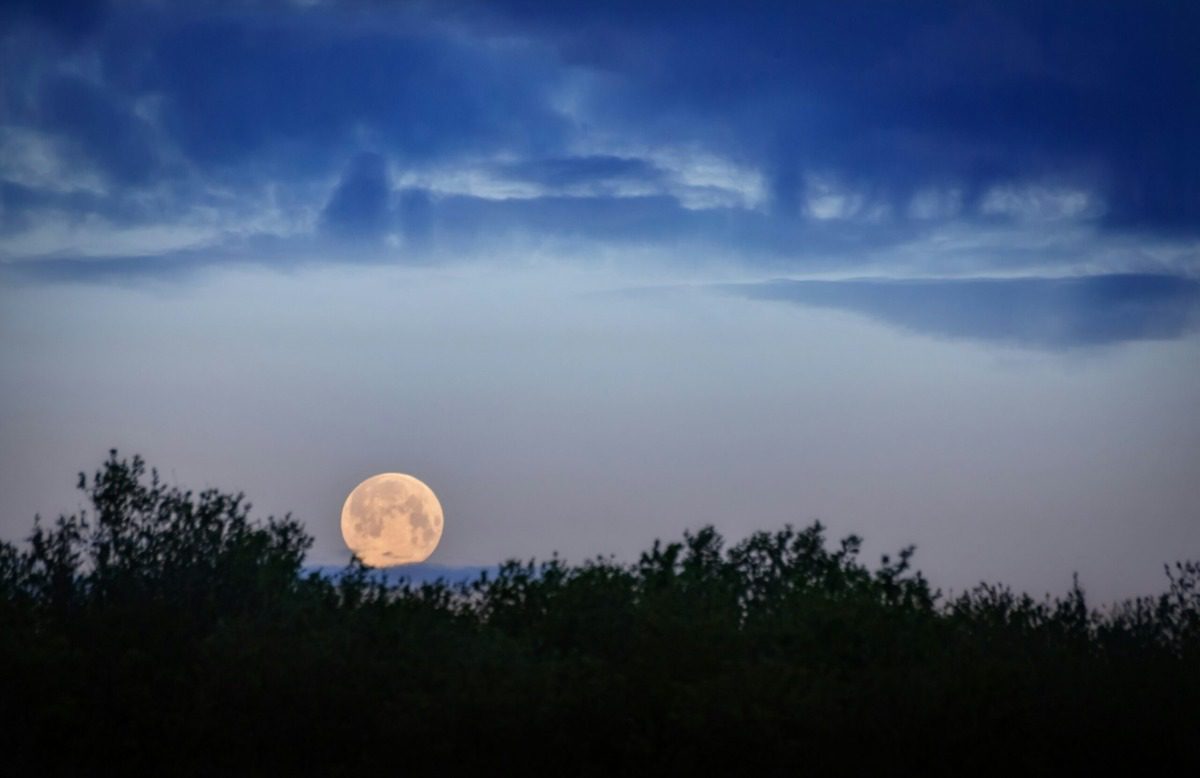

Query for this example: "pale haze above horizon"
[1,0,1198,604]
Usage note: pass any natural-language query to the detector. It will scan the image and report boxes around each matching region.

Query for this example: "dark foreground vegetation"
[3,452,1198,773]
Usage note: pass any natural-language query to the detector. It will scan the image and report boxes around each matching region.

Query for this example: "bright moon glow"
[340,473,444,567]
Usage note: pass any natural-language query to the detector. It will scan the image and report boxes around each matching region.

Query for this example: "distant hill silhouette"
[3,451,1198,771]
[305,562,495,586]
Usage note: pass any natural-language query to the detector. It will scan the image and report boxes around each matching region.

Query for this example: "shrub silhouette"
[2,450,1198,771]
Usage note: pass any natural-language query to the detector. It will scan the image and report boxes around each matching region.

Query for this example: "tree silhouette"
[3,450,309,621]
[1,450,1198,771]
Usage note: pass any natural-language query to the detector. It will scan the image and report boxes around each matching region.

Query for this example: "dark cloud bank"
[732,273,1200,349]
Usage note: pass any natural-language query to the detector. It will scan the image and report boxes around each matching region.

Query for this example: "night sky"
[2,0,1198,602]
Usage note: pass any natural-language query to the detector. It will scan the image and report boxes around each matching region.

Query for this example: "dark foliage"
[2,451,1198,772]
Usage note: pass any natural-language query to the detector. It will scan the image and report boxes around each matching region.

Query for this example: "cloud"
[733,274,1200,349]
[122,15,568,170]
[36,74,162,186]
[396,187,433,247]
[495,155,664,191]
[473,0,1199,228]
[0,0,1197,276]
[321,152,391,241]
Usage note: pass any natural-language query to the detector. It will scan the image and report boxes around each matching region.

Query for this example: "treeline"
[2,451,1198,772]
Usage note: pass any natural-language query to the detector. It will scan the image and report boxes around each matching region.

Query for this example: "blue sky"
[1,1,1198,600]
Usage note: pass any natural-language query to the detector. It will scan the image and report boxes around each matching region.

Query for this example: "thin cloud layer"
[734,274,1200,349]
[0,1,1197,274]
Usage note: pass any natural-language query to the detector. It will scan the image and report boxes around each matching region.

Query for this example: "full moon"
[340,473,444,567]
